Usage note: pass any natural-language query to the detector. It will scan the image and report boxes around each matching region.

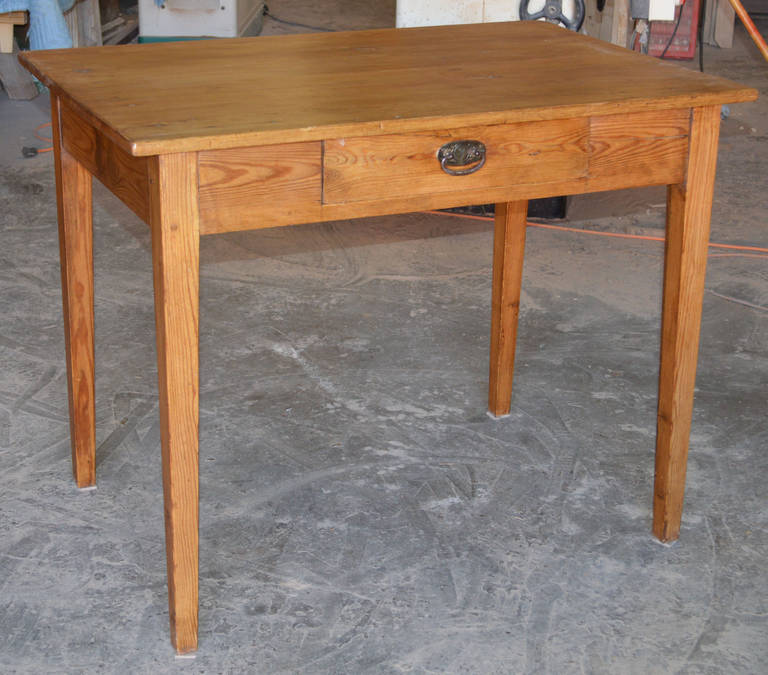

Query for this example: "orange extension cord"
[423,209,768,312]
[33,122,53,153]
[424,209,768,255]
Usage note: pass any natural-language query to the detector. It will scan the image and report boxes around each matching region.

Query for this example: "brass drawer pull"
[437,140,486,176]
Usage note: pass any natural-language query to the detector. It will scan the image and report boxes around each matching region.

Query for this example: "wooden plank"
[100,0,120,25]
[0,11,27,23]
[102,15,138,46]
[51,93,96,488]
[149,152,200,654]
[323,119,589,205]
[0,9,27,58]
[591,108,690,140]
[61,99,150,223]
[0,12,26,55]
[713,0,735,49]
[198,163,687,236]
[198,110,691,235]
[318,155,687,219]
[589,109,689,184]
[599,0,614,43]
[653,105,721,542]
[198,143,322,233]
[488,201,528,417]
[582,0,605,39]
[0,22,13,54]
[199,171,589,235]
[610,0,630,47]
[704,0,735,48]
[17,22,757,156]
[64,0,103,48]
[591,137,687,184]
[63,2,83,48]
[78,0,102,47]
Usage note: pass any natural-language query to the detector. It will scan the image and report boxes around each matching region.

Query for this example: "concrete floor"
[1,3,767,672]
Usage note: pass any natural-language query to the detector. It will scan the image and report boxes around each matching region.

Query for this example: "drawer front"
[323,119,590,205]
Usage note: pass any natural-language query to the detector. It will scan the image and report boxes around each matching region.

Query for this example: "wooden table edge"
[125,91,758,156]
[17,52,758,158]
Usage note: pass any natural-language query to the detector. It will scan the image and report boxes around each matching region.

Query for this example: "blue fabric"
[0,0,73,50]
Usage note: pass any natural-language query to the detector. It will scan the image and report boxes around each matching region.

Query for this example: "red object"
[646,0,700,60]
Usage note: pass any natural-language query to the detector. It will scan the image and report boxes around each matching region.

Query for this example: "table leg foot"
[489,200,528,417]
[653,106,721,542]
[51,94,96,488]
[149,153,201,653]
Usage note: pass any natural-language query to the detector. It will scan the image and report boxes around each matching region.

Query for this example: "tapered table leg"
[653,105,721,542]
[51,93,96,488]
[489,200,529,417]
[149,153,201,653]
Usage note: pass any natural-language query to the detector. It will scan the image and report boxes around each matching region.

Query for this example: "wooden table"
[19,21,757,653]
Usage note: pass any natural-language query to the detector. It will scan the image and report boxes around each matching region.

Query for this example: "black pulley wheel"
[519,0,585,31]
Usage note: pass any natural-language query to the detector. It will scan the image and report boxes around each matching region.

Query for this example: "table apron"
[58,101,691,235]
[60,100,151,223]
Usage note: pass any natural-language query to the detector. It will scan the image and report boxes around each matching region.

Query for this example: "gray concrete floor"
[1,3,767,672]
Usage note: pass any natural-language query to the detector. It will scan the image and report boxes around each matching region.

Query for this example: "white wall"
[396,0,521,27]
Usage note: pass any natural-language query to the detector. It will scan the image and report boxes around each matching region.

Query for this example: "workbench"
[19,21,757,652]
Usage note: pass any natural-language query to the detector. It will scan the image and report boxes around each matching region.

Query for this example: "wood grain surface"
[488,201,528,417]
[199,142,322,232]
[653,105,721,542]
[589,109,689,181]
[196,111,688,234]
[149,152,201,653]
[324,119,588,204]
[18,22,757,156]
[51,93,97,488]
[61,98,150,223]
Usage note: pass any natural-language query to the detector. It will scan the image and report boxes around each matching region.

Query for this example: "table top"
[20,21,757,157]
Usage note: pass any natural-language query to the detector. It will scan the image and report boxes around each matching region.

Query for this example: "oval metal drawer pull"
[437,140,487,176]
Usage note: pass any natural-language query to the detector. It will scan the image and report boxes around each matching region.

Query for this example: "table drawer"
[323,119,589,205]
